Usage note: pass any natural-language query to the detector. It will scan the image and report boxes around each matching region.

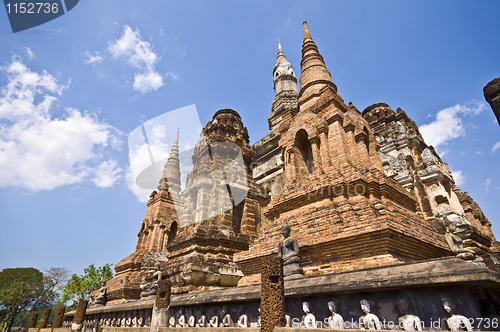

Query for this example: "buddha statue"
[278,222,304,279]
[301,302,317,328]
[237,305,248,327]
[140,261,162,299]
[178,308,186,328]
[396,297,422,331]
[221,306,233,327]
[90,280,107,307]
[327,299,344,329]
[439,294,473,331]
[359,299,381,330]
[443,218,475,260]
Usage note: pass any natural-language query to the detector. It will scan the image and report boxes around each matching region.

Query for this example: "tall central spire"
[159,127,181,196]
[298,21,337,109]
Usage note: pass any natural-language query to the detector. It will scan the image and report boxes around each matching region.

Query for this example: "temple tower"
[105,133,181,303]
[235,22,451,277]
[253,39,299,199]
[164,109,267,294]
[363,103,500,269]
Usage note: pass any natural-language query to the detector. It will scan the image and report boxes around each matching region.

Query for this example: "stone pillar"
[150,279,171,332]
[344,126,359,167]
[328,119,347,167]
[310,137,321,173]
[355,134,370,167]
[157,225,165,251]
[284,150,295,184]
[37,308,51,331]
[29,314,39,328]
[260,255,285,332]
[52,306,66,329]
[484,77,500,125]
[70,299,88,332]
[319,129,330,168]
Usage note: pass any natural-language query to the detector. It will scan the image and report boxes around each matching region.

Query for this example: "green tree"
[0,267,69,332]
[60,264,114,308]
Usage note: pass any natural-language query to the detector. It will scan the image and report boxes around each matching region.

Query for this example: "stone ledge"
[66,257,500,317]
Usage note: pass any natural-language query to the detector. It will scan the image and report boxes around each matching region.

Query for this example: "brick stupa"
[234,21,451,276]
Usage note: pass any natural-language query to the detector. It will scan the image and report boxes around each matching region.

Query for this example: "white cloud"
[166,72,179,80]
[419,101,486,149]
[452,169,465,186]
[108,25,169,93]
[0,57,121,191]
[133,71,164,93]
[492,142,500,153]
[26,47,35,60]
[92,160,122,187]
[84,51,103,66]
[108,26,157,71]
[484,178,492,190]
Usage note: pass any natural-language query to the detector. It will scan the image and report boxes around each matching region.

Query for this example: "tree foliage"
[0,267,69,332]
[60,264,114,306]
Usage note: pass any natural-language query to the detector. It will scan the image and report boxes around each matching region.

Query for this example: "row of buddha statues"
[295,296,472,331]
[62,314,152,330]
[162,295,472,331]
[66,293,473,331]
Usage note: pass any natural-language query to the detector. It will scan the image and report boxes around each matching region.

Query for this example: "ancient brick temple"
[81,21,500,330]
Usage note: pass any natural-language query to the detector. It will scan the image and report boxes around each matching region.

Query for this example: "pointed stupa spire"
[275,37,291,69]
[299,21,337,108]
[303,21,312,42]
[158,127,181,196]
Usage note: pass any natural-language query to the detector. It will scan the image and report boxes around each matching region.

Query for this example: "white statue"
[169,316,176,327]
[237,305,249,327]
[440,295,473,331]
[257,307,261,327]
[360,300,381,330]
[178,312,186,328]
[327,300,344,329]
[210,315,219,328]
[198,314,208,328]
[188,315,196,327]
[397,298,422,331]
[302,302,316,328]
[221,306,233,327]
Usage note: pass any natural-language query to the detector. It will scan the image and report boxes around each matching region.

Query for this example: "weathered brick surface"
[164,109,268,294]
[234,22,449,279]
[362,101,500,271]
[71,299,88,332]
[155,280,171,309]
[261,255,285,332]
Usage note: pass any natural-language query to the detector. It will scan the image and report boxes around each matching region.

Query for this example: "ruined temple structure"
[66,22,500,330]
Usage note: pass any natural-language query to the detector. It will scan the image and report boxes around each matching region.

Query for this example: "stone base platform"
[64,257,500,331]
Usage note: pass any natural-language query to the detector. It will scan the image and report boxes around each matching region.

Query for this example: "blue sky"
[0,1,499,276]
